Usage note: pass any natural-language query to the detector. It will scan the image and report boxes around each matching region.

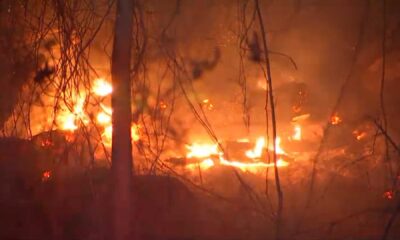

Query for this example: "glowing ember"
[40,139,53,148]
[202,99,214,110]
[159,101,167,109]
[352,130,366,141]
[92,78,112,96]
[245,137,265,159]
[65,132,75,142]
[383,190,394,200]
[330,113,342,125]
[42,170,51,182]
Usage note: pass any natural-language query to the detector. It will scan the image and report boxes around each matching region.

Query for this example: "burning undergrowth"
[1,0,400,239]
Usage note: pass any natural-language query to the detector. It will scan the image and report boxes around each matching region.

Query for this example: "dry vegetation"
[1,0,400,239]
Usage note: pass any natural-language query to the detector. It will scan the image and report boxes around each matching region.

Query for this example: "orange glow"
[131,124,140,142]
[186,158,215,171]
[186,143,219,159]
[100,103,112,115]
[292,113,310,122]
[353,130,366,141]
[269,136,286,155]
[220,157,288,173]
[292,124,302,141]
[102,124,140,147]
[64,132,75,142]
[245,137,265,159]
[202,99,214,110]
[102,125,113,146]
[257,79,267,90]
[42,170,51,182]
[61,115,78,131]
[237,138,250,143]
[57,95,88,131]
[92,78,112,96]
[159,101,167,109]
[185,156,288,174]
[97,112,111,124]
[96,100,139,147]
[383,191,393,200]
[40,139,53,148]
[185,137,289,173]
[330,113,342,125]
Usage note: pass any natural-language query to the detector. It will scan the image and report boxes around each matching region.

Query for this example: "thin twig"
[254,0,283,239]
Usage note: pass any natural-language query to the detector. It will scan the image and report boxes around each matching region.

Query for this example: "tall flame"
[57,95,88,131]
[56,77,140,148]
[270,136,286,155]
[245,137,265,159]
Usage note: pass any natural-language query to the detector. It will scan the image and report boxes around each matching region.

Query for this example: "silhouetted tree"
[111,0,134,239]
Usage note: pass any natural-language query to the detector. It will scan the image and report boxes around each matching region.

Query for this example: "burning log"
[166,138,291,174]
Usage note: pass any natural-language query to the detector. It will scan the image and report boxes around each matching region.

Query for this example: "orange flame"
[292,124,302,141]
[92,78,112,96]
[102,124,140,147]
[185,158,215,171]
[186,143,220,159]
[245,137,265,159]
[185,136,289,173]
[57,95,88,131]
[269,136,286,155]
[97,112,111,124]
[220,157,288,173]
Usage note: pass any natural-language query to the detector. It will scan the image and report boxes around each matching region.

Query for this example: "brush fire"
[1,1,400,240]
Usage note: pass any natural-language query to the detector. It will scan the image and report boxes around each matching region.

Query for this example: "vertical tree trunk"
[111,0,134,239]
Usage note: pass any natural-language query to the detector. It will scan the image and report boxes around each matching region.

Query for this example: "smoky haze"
[1,0,400,240]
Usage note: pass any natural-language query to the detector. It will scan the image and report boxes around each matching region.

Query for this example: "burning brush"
[166,136,291,174]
